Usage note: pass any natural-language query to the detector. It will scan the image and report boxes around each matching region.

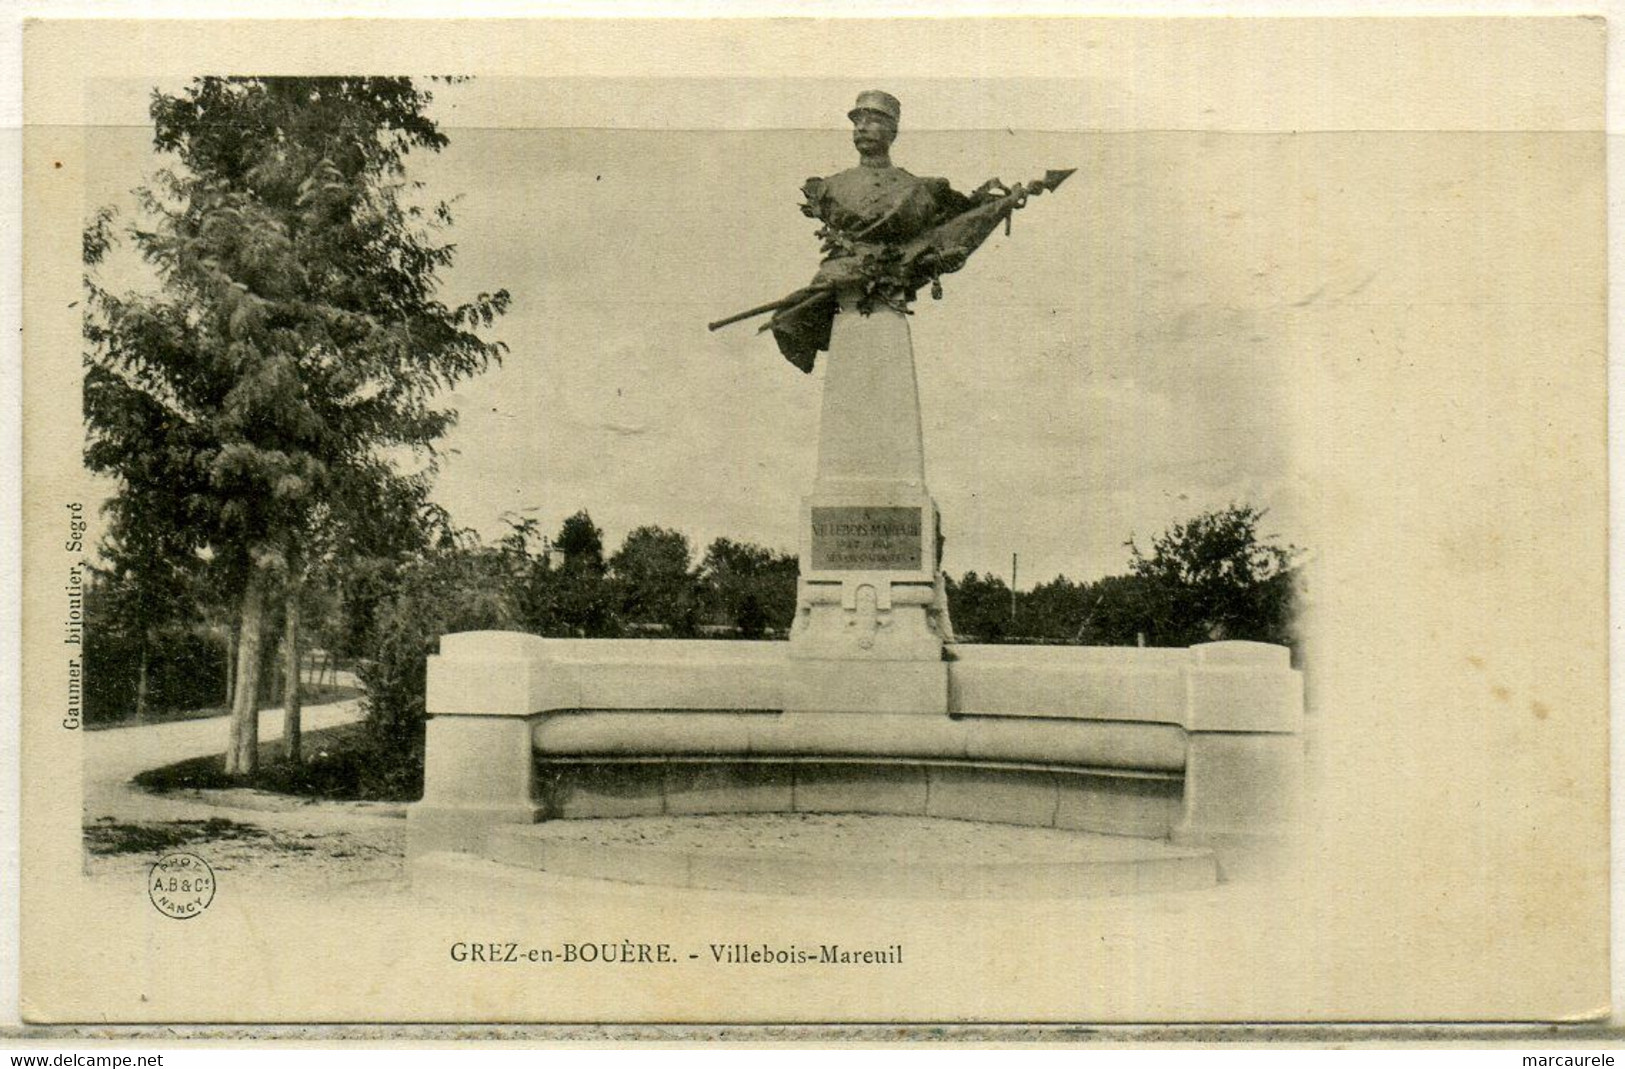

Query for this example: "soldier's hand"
[973,179,1011,203]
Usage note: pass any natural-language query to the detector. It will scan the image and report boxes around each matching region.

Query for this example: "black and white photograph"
[12,16,1610,1031]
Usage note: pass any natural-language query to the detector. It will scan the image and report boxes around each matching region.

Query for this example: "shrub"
[353,544,521,797]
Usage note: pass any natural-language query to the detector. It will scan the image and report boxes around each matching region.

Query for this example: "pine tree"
[84,77,508,774]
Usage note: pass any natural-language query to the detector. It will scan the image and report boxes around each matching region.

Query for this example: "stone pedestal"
[789,290,952,685]
[406,631,549,856]
[1169,641,1306,879]
[409,714,544,856]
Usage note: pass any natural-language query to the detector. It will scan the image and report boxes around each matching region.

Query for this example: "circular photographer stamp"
[148,852,216,920]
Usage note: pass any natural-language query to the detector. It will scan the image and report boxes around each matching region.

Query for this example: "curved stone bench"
[533,710,1188,769]
[408,631,1305,878]
[530,755,1186,841]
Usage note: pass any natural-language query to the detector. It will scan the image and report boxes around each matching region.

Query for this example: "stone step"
[478,814,1217,900]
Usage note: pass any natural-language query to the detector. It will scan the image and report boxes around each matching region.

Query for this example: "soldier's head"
[848,90,900,160]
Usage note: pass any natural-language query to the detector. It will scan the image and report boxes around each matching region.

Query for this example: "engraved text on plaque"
[809,506,923,571]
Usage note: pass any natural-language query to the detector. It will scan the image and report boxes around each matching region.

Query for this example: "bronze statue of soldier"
[710,90,1074,373]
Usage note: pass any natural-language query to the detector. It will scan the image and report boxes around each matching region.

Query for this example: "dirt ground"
[82,696,414,902]
[84,805,410,900]
[523,811,1206,864]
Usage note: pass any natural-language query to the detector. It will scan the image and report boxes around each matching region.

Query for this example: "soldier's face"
[851,112,897,155]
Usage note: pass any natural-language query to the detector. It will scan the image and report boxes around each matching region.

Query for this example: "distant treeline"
[85,503,1300,718]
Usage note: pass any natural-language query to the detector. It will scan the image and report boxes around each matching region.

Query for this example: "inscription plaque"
[809,506,923,571]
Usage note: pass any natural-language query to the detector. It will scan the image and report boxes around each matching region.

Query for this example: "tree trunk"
[134,632,151,723]
[268,635,283,704]
[283,592,302,764]
[226,570,267,776]
[225,625,238,709]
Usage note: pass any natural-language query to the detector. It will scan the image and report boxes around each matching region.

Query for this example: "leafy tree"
[554,509,606,570]
[1070,572,1157,646]
[522,510,619,637]
[83,77,508,773]
[1020,574,1088,643]
[1127,504,1302,647]
[320,491,451,673]
[496,510,544,568]
[611,525,698,636]
[355,530,522,796]
[945,571,1013,642]
[90,502,203,720]
[697,538,797,637]
[80,570,231,726]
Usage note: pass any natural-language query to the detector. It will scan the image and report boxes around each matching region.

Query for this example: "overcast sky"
[84,76,1358,584]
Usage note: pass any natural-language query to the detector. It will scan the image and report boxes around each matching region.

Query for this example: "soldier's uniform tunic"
[767,164,975,373]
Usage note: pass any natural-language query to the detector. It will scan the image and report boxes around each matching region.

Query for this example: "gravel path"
[83,695,364,817]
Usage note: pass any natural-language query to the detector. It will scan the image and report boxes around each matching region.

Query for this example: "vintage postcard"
[15,17,1609,1027]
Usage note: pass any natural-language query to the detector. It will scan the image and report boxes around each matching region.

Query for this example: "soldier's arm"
[967,178,1013,206]
[929,177,975,217]
[800,176,828,220]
